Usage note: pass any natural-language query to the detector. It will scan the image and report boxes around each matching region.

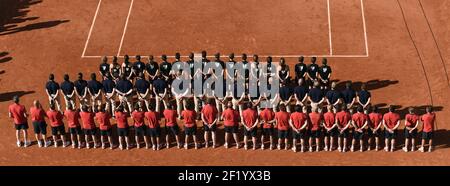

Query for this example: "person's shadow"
[0,0,69,36]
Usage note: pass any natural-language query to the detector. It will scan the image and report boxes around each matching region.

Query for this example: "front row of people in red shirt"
[9,95,436,152]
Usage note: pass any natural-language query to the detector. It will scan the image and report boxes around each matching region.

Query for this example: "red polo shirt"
[383,112,400,129]
[308,112,322,131]
[64,110,80,128]
[290,112,308,129]
[9,103,27,124]
[421,113,435,132]
[242,108,258,128]
[202,104,218,124]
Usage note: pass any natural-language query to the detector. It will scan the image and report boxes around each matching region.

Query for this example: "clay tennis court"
[0,0,449,165]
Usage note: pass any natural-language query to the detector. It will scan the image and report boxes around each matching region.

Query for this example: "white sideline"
[81,0,369,59]
[81,0,102,58]
[116,0,135,56]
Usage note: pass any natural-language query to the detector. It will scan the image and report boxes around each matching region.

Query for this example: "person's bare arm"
[364,97,371,108]
[289,119,298,133]
[393,120,401,130]
[300,120,308,130]
[410,120,419,132]
[251,118,259,129]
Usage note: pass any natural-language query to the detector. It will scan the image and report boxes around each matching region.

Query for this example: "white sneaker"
[244,145,248,150]
[419,147,425,152]
[224,143,229,149]
[402,147,408,152]
[45,141,51,147]
[261,144,265,150]
[38,141,43,148]
[24,141,31,147]
[16,141,21,147]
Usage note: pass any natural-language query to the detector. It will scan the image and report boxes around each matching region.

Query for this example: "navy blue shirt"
[122,62,133,77]
[153,78,167,94]
[319,65,332,80]
[99,63,110,76]
[146,62,159,76]
[87,80,103,94]
[325,89,341,104]
[74,79,87,95]
[46,81,60,95]
[358,90,371,105]
[294,85,308,101]
[159,61,172,77]
[133,61,146,74]
[341,88,356,104]
[308,64,319,79]
[134,78,150,94]
[102,78,115,93]
[295,63,307,79]
[309,88,323,103]
[279,86,292,101]
[60,80,74,95]
[116,79,133,93]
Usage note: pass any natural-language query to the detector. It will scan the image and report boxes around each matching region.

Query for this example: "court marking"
[116,0,134,56]
[81,0,102,58]
[327,0,333,56]
[82,0,369,58]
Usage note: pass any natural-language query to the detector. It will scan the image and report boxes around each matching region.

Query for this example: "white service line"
[116,0,135,56]
[360,0,369,56]
[82,54,369,59]
[327,0,333,56]
[81,0,102,58]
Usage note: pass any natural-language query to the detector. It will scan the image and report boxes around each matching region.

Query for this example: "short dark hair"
[426,106,433,113]
[345,81,352,89]
[229,53,234,59]
[124,55,130,62]
[175,53,180,59]
[357,105,363,112]
[298,56,304,63]
[49,73,54,80]
[12,95,19,103]
[82,105,88,112]
[50,102,56,110]
[372,106,378,113]
[112,56,118,63]
[202,50,207,57]
[189,52,194,59]
[322,58,327,65]
[341,104,347,111]
[215,53,220,59]
[311,57,317,63]
[136,55,141,61]
[102,56,107,63]
[242,53,247,60]
[295,105,302,112]
[90,73,96,80]
[64,74,69,81]
[388,105,395,112]
[161,54,167,61]
[78,72,83,79]
[253,54,258,61]
[279,103,286,111]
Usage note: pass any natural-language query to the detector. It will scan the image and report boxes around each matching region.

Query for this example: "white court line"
[82,0,369,59]
[82,54,369,59]
[327,0,333,56]
[360,0,369,56]
[116,0,135,56]
[81,0,102,58]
